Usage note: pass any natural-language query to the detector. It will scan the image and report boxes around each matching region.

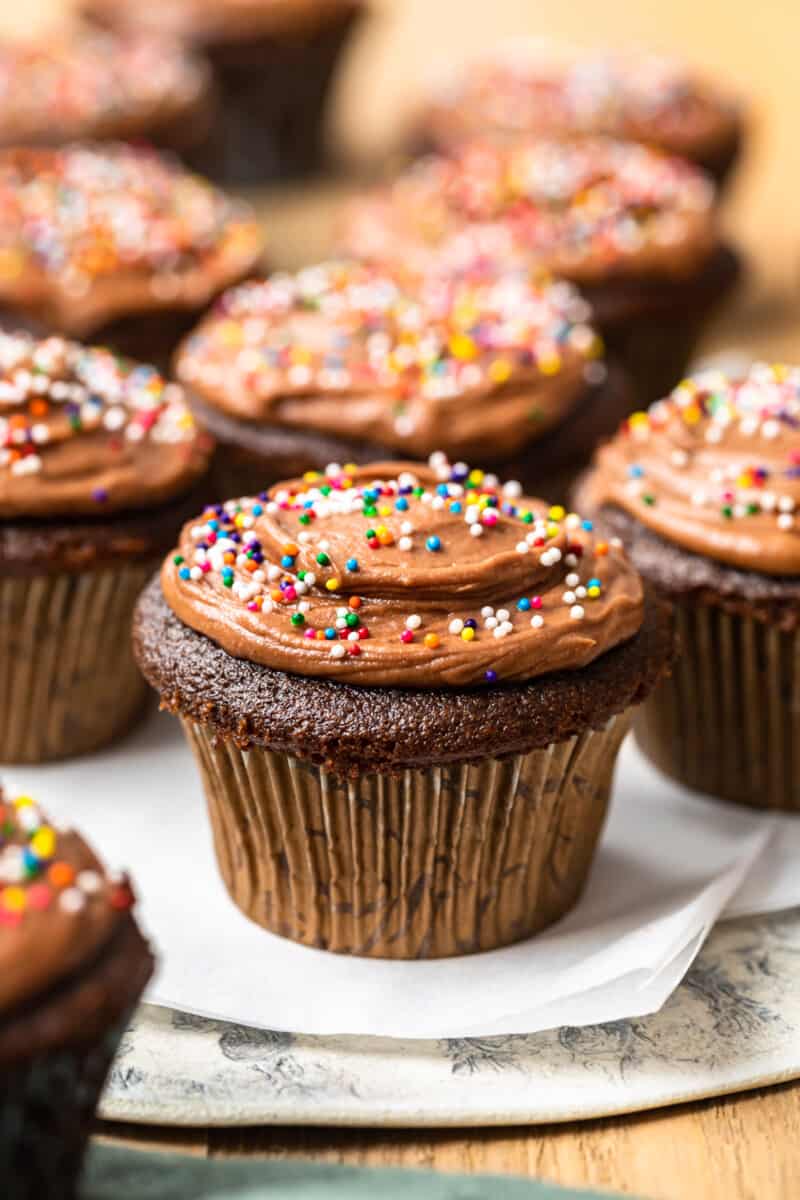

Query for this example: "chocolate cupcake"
[419,43,743,188]
[0,144,263,368]
[576,364,800,811]
[0,25,213,160]
[134,457,674,958]
[80,0,364,184]
[0,331,212,763]
[175,261,632,500]
[0,786,153,1200]
[342,138,740,408]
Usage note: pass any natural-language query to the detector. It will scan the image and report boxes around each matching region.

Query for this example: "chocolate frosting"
[342,138,718,288]
[161,457,644,688]
[0,27,209,145]
[581,364,800,576]
[0,145,263,338]
[422,44,741,167]
[176,262,607,460]
[0,332,211,519]
[82,0,362,44]
[0,786,137,1014]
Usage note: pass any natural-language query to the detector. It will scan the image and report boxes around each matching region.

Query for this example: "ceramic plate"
[101,907,800,1127]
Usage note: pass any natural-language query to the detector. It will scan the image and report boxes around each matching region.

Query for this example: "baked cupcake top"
[0,786,137,1013]
[176,261,606,460]
[422,43,740,168]
[0,144,263,338]
[82,0,361,44]
[582,365,800,576]
[342,138,717,286]
[0,331,211,519]
[161,456,644,688]
[0,27,210,146]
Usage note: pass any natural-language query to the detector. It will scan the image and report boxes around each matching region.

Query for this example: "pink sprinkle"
[532,596,542,609]
[400,630,414,644]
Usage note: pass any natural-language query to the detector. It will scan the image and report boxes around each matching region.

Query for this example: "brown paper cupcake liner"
[0,563,154,763]
[0,1016,130,1200]
[635,596,800,810]
[182,711,631,959]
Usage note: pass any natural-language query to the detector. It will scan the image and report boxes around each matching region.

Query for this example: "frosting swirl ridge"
[584,364,800,575]
[176,261,606,459]
[162,457,644,687]
[0,331,211,518]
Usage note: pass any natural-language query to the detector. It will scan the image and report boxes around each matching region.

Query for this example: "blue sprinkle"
[436,483,449,497]
[449,501,463,514]
[281,555,295,569]
[395,497,409,511]
[582,520,594,531]
[516,598,531,612]
[346,558,359,572]
[324,627,336,640]
[588,578,601,589]
[485,669,498,684]
[179,567,191,581]
[464,618,478,629]
[426,535,441,552]
[628,465,644,479]
[252,504,263,516]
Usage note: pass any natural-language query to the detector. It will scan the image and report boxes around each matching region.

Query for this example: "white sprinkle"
[485,616,498,630]
[470,524,484,537]
[60,888,85,913]
[565,572,580,587]
[449,618,464,635]
[496,609,510,622]
[399,536,413,551]
[77,870,102,894]
[562,591,576,605]
[779,495,796,512]
[530,615,544,629]
[515,541,529,554]
[570,605,585,620]
[778,513,794,531]
[576,586,587,599]
[400,521,414,535]
[406,614,422,630]
[481,606,495,618]
[329,643,346,659]
[304,572,317,587]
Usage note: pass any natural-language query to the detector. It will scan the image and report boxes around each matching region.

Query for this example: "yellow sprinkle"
[469,469,485,484]
[344,464,358,475]
[325,578,340,592]
[13,795,34,808]
[1,886,26,913]
[30,827,56,859]
[546,523,560,539]
[378,505,392,517]
[548,506,565,521]
[449,333,478,361]
[539,353,562,376]
[488,359,512,384]
[460,627,475,642]
[303,470,321,483]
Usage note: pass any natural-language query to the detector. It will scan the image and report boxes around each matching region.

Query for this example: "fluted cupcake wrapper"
[635,598,800,810]
[182,713,631,959]
[0,564,154,763]
[0,1016,129,1200]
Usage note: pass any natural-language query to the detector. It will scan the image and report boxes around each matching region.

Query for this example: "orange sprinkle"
[424,633,440,650]
[348,596,362,610]
[48,862,75,889]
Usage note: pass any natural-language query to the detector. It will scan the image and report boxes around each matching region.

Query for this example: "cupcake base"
[0,563,153,763]
[636,596,800,810]
[184,712,630,958]
[0,917,153,1200]
[585,245,741,408]
[191,5,363,184]
[188,363,634,504]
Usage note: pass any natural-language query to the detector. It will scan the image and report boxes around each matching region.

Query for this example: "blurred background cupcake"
[0,22,213,161]
[0,785,153,1199]
[175,260,630,500]
[79,0,367,184]
[342,138,741,411]
[576,363,800,811]
[134,457,674,958]
[0,143,264,368]
[416,41,743,190]
[0,331,212,763]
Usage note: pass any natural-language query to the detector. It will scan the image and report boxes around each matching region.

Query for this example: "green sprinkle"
[316,551,331,566]
[291,612,305,627]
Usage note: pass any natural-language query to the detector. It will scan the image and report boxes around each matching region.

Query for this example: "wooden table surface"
[12,1,800,1196]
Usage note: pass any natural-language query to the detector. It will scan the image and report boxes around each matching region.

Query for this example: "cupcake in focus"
[419,42,743,188]
[0,144,263,368]
[175,260,631,500]
[342,138,740,408]
[80,0,365,184]
[134,457,674,958]
[0,331,212,763]
[576,364,800,810]
[0,785,153,1200]
[0,24,213,159]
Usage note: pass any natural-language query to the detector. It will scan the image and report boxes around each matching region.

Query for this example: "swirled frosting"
[422,43,740,166]
[161,456,644,687]
[0,27,209,145]
[342,139,717,286]
[583,364,800,575]
[176,261,606,459]
[0,785,137,1013]
[0,145,263,337]
[82,0,361,43]
[0,331,211,518]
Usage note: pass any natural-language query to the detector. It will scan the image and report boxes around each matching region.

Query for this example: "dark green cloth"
[82,1144,627,1200]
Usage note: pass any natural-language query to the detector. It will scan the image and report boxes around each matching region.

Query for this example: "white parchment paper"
[6,710,797,1039]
